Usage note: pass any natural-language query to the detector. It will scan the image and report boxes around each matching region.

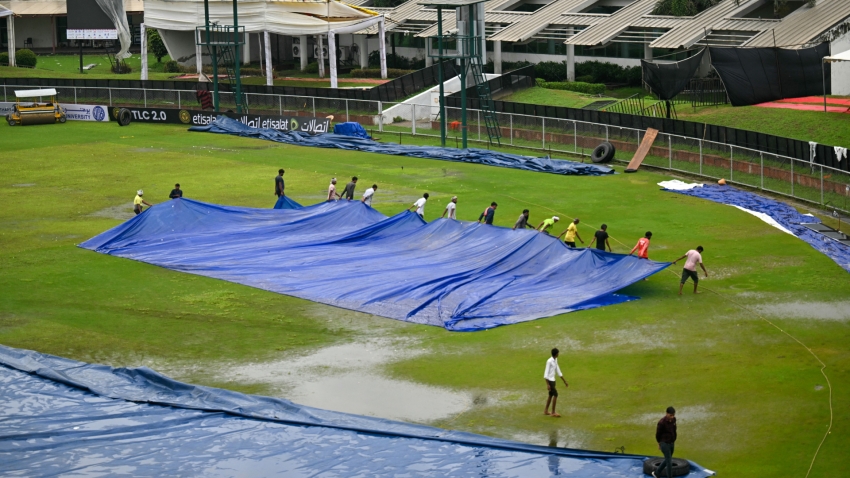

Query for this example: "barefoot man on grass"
[544,348,569,417]
[673,246,708,295]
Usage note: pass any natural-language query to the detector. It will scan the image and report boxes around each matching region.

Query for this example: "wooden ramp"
[625,128,658,173]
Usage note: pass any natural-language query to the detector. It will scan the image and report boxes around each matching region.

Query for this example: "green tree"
[652,0,721,16]
[147,29,169,63]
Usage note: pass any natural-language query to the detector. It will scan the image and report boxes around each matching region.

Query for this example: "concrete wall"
[14,17,54,50]
[831,32,850,96]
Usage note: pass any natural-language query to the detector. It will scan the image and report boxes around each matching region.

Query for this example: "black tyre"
[6,115,16,126]
[58,114,67,124]
[591,142,615,163]
[117,108,132,126]
[642,457,691,476]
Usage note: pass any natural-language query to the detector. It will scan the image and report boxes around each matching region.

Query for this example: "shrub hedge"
[535,78,606,95]
[0,52,8,66]
[15,49,37,68]
[350,68,413,79]
[532,60,642,86]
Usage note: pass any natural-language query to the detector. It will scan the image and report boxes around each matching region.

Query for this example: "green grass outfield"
[1,121,848,476]
[502,87,850,147]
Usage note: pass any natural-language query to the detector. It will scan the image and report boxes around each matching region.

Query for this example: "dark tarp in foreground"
[710,44,831,106]
[190,117,615,176]
[0,345,716,477]
[642,49,705,100]
[80,199,669,331]
[662,185,850,273]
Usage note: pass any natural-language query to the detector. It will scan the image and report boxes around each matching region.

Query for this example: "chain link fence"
[4,83,848,215]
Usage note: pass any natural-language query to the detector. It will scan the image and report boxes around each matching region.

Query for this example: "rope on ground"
[503,194,834,477]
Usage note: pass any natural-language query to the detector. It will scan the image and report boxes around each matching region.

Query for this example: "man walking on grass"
[361,184,378,207]
[556,218,583,247]
[673,246,708,295]
[537,216,559,234]
[341,176,358,200]
[588,224,612,252]
[543,348,569,418]
[327,178,340,201]
[653,407,677,478]
[408,193,429,219]
[442,196,458,219]
[275,169,285,198]
[630,231,652,259]
[513,209,533,230]
[478,202,497,224]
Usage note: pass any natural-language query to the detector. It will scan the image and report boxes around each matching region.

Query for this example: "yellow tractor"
[6,88,67,126]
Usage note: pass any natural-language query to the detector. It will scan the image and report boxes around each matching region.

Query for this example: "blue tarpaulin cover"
[273,194,303,209]
[190,117,614,176]
[80,199,670,331]
[333,121,371,139]
[663,185,850,273]
[0,345,715,477]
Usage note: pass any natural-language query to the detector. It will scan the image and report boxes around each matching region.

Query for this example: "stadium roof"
[381,0,850,50]
[0,0,143,15]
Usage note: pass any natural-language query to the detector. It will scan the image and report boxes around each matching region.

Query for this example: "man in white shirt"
[544,348,569,417]
[441,196,458,219]
[407,193,429,219]
[361,184,378,207]
[327,178,340,201]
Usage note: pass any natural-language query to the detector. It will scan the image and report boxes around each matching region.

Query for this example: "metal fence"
[5,84,847,215]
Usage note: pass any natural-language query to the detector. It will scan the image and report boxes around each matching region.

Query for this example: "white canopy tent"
[1,5,14,67]
[142,0,387,85]
[822,49,850,112]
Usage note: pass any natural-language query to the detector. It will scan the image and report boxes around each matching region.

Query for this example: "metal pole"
[346,99,349,122]
[760,153,764,190]
[477,109,480,141]
[821,165,824,205]
[573,121,577,153]
[144,89,147,108]
[233,0,242,114]
[542,118,545,150]
[312,97,316,117]
[412,104,416,136]
[669,135,672,169]
[509,114,513,145]
[178,90,181,109]
[791,158,795,196]
[437,7,446,147]
[204,0,219,113]
[730,145,733,182]
[378,100,383,132]
[822,60,827,113]
[279,95,282,115]
[107,88,110,106]
[605,125,608,142]
[74,87,77,104]
[699,139,703,175]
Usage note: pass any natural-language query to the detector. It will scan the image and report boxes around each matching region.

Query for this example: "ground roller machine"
[6,88,66,126]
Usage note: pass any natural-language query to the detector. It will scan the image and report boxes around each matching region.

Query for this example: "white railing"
[4,84,848,215]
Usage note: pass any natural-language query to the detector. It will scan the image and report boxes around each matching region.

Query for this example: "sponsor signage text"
[108,107,331,133]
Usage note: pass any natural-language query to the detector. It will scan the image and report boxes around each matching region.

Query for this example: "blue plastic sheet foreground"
[0,345,715,477]
[190,116,614,176]
[80,199,669,331]
[663,185,850,273]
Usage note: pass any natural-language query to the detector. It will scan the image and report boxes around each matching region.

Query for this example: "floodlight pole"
[437,7,446,147]
[233,0,242,114]
[460,5,471,149]
[203,0,220,112]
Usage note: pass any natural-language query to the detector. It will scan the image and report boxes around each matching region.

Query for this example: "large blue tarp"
[333,121,371,139]
[80,199,670,331]
[190,117,614,176]
[663,185,850,273]
[273,194,303,209]
[0,345,715,477]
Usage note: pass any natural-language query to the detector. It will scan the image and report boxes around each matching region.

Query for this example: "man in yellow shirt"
[133,190,152,215]
[556,218,584,248]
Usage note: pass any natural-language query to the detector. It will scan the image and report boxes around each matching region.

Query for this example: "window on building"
[56,16,68,43]
[576,0,633,14]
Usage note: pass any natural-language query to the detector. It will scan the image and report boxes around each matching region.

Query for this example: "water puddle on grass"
[220,338,474,423]
[756,301,850,321]
[88,204,135,221]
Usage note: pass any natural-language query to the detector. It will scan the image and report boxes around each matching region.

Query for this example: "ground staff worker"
[133,190,152,215]
[653,407,677,478]
[556,218,583,247]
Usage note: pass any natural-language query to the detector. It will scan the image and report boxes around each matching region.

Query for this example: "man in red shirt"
[629,231,652,259]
